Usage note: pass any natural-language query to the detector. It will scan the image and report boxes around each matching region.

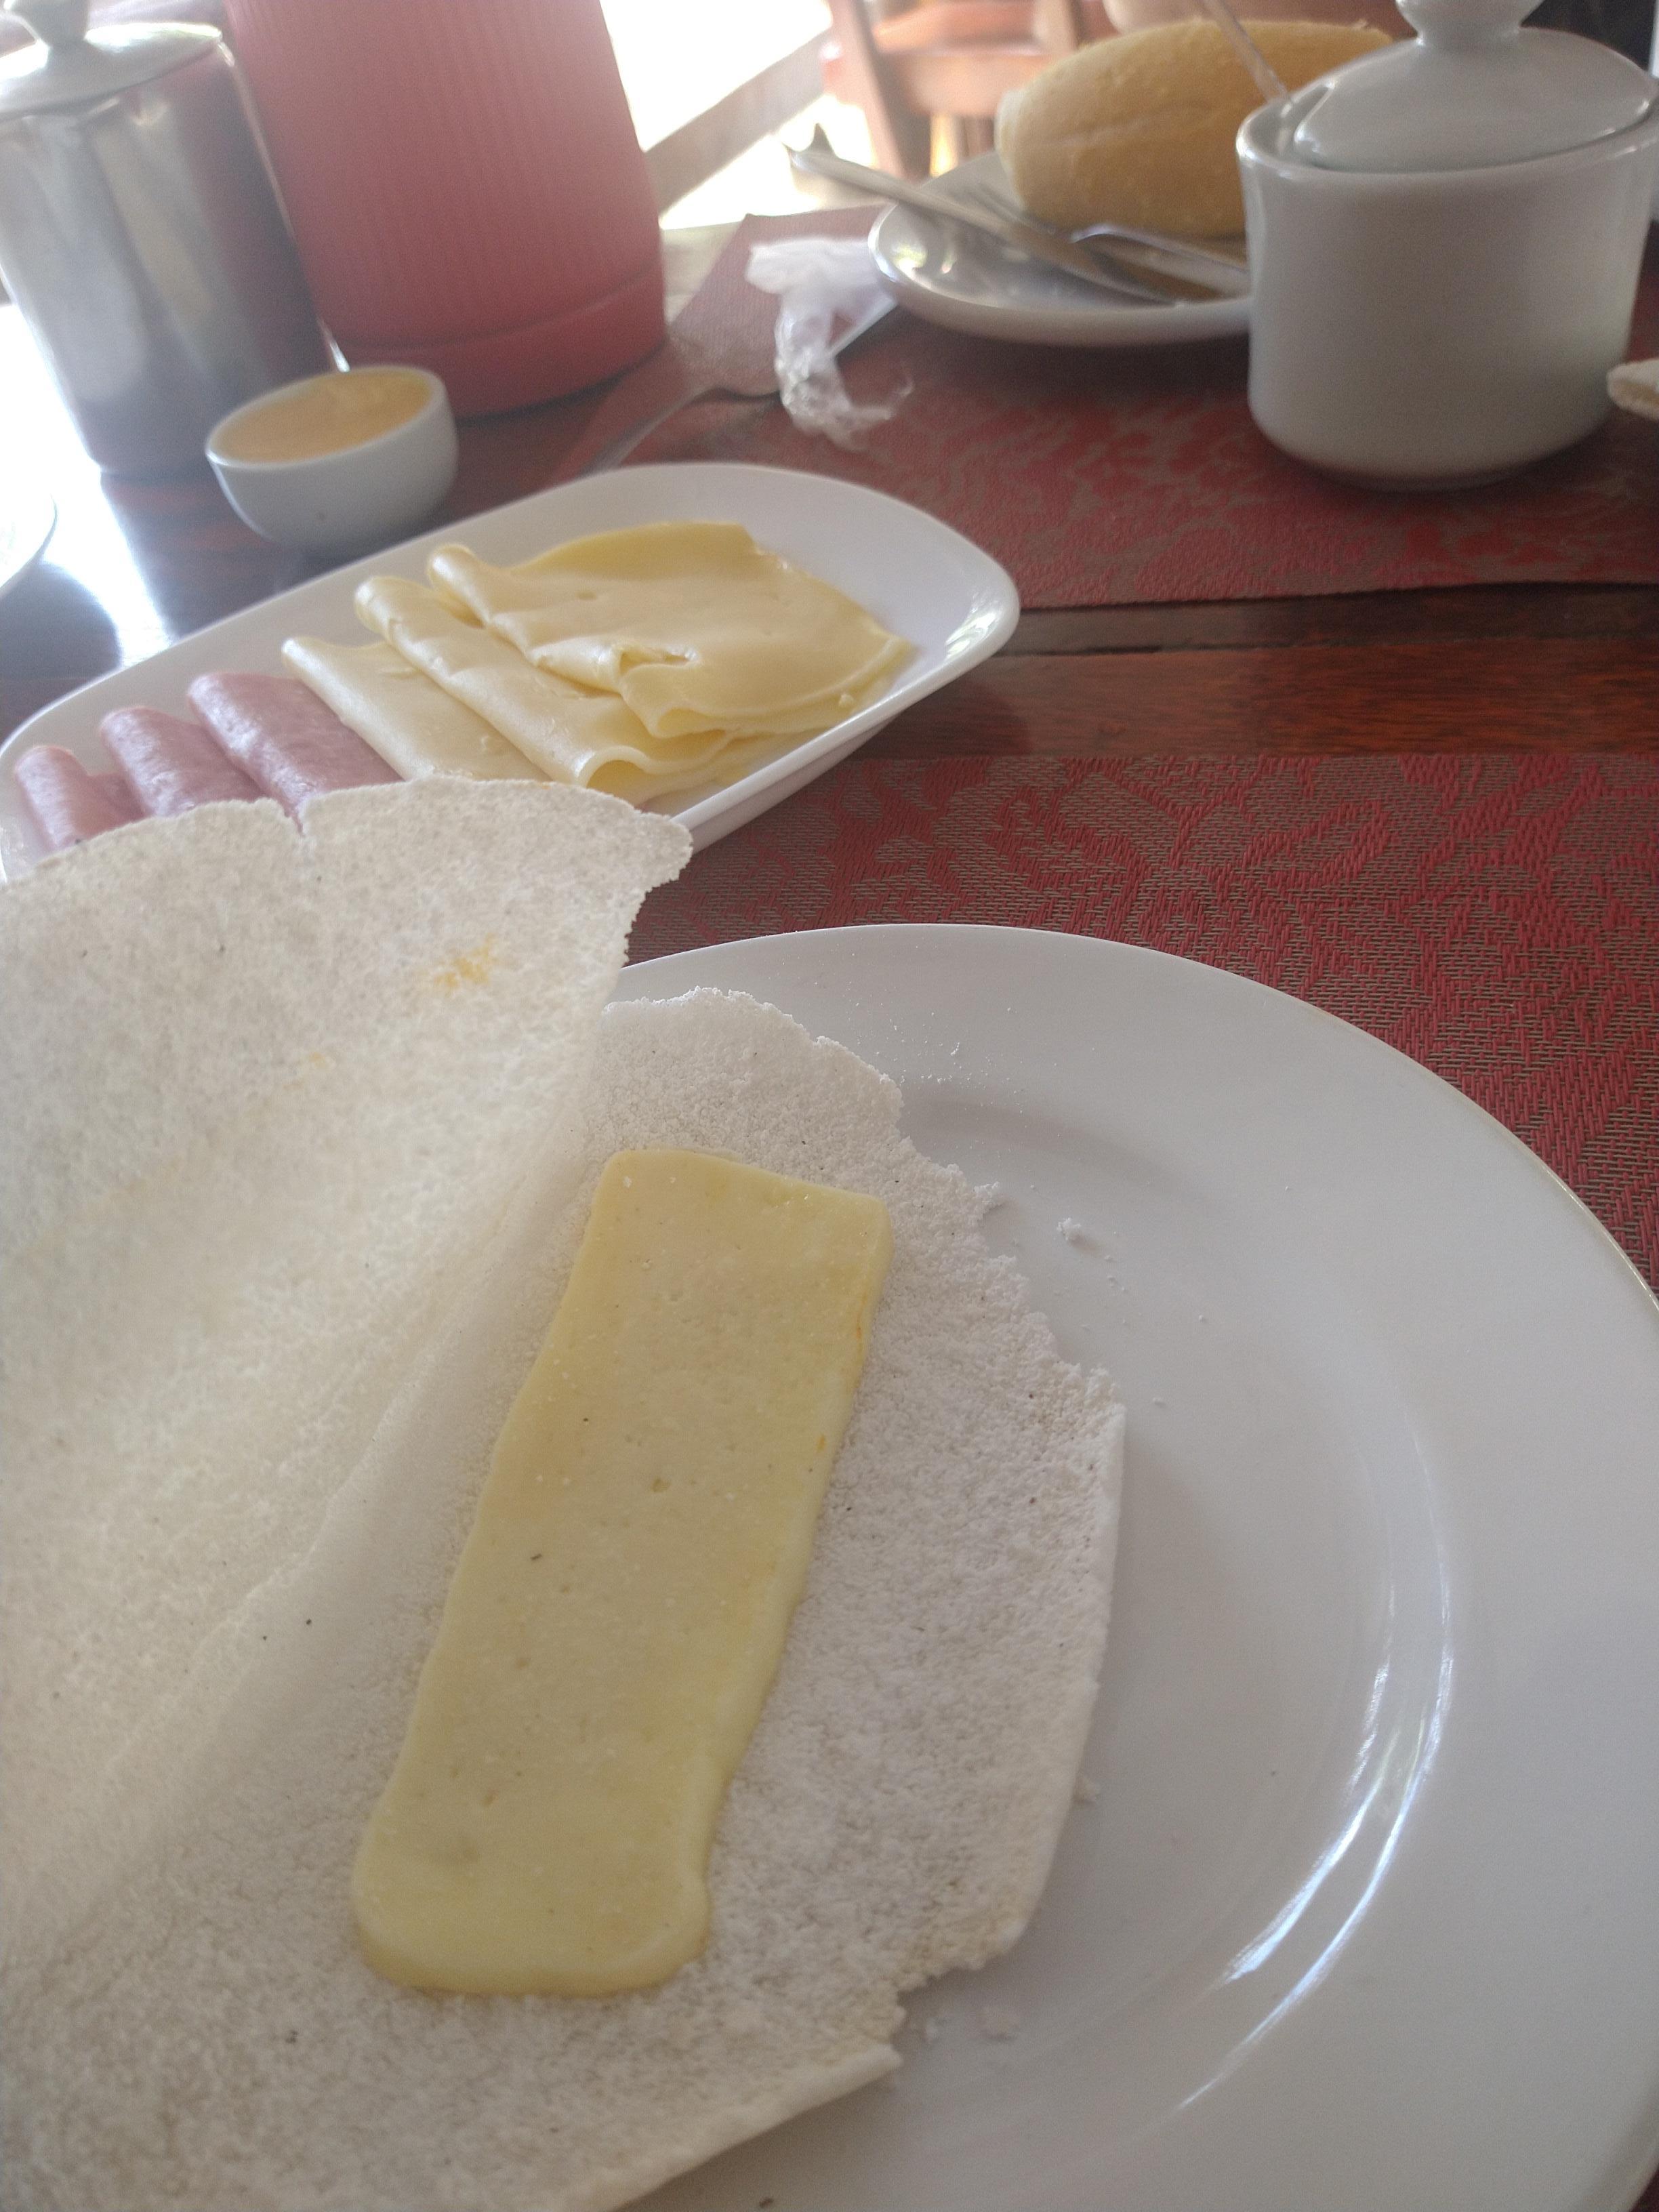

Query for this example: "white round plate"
[614,924,1659,2212]
[0,483,55,604]
[870,152,1250,348]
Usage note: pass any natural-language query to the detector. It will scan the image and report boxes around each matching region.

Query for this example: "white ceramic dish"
[1240,88,1659,486]
[0,463,1017,878]
[871,151,1251,349]
[206,365,459,556]
[614,924,1659,2212]
[0,482,55,603]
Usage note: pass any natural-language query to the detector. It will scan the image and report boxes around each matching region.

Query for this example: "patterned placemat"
[633,750,1659,1287]
[627,209,1659,609]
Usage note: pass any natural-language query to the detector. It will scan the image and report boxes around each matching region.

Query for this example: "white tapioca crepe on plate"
[0,781,1123,2212]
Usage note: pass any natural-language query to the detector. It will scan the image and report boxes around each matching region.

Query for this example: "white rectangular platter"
[0,462,1019,879]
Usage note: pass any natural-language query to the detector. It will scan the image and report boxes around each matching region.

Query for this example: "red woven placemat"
[632,210,1659,609]
[633,750,1659,1288]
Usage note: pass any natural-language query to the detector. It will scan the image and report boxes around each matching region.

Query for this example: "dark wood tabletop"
[5,226,1657,764]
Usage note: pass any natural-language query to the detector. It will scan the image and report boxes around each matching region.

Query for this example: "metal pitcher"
[0,0,328,476]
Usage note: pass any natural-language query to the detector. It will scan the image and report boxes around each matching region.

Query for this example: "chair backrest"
[824,0,1105,175]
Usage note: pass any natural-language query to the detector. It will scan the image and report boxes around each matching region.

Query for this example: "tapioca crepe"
[0,783,1124,2212]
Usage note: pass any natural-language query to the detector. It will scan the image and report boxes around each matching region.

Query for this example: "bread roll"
[997,19,1391,239]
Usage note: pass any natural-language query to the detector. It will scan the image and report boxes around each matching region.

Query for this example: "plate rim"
[869,153,1252,350]
[614,920,1659,2212]
[625,919,1658,1309]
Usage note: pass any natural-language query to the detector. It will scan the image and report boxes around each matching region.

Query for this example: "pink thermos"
[223,0,664,415]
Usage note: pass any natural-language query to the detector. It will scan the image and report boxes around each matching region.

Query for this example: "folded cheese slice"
[354,577,739,789]
[282,638,545,783]
[352,1148,893,1998]
[594,725,804,807]
[427,523,911,742]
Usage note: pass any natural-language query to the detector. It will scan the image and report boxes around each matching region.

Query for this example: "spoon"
[1195,0,1290,102]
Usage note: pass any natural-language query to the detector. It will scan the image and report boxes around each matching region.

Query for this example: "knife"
[790,138,1246,303]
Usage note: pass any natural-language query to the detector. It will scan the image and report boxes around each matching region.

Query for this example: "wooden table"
[5,226,1657,760]
[3,237,1657,2212]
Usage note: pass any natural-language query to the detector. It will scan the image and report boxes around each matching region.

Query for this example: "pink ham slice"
[187,671,398,815]
[100,705,263,816]
[15,747,142,853]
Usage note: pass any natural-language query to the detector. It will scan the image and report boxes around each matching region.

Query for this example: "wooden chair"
[821,0,1113,178]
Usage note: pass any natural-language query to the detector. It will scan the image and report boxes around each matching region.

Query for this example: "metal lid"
[1289,0,1657,173]
[0,0,219,123]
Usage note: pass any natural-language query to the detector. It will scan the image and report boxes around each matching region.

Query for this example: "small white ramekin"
[206,367,458,557]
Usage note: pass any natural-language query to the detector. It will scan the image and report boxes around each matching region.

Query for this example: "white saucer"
[870,152,1251,349]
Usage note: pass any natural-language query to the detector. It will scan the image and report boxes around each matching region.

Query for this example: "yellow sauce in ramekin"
[216,369,432,464]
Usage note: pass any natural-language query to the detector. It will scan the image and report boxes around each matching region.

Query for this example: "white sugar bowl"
[1239,0,1659,487]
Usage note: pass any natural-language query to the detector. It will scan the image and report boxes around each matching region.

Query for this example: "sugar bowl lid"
[1289,0,1657,173]
[0,0,219,122]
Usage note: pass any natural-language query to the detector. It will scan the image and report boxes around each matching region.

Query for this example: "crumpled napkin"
[746,236,908,449]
